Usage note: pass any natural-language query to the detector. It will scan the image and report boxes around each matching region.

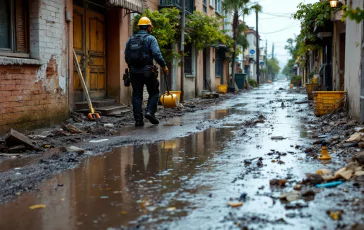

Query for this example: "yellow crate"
[306,83,318,100]
[313,91,346,116]
[217,84,228,93]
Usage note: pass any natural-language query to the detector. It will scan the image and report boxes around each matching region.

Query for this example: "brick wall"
[0,0,69,135]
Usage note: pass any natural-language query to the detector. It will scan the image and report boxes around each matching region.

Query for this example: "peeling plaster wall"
[0,0,68,134]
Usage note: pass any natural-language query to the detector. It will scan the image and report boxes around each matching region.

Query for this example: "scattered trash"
[346,132,364,143]
[304,174,324,185]
[166,207,176,211]
[8,145,26,153]
[316,169,332,175]
[294,184,302,190]
[227,202,243,207]
[269,179,287,187]
[62,146,85,154]
[316,181,343,188]
[318,141,331,160]
[5,129,40,151]
[104,123,114,128]
[239,193,247,201]
[89,139,109,143]
[100,196,109,199]
[271,136,285,140]
[327,210,343,220]
[353,152,364,165]
[62,124,83,133]
[29,204,46,210]
[280,191,300,202]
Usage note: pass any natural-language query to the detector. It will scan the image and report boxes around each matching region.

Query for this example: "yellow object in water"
[290,84,293,89]
[160,93,179,108]
[318,145,331,160]
[217,84,228,93]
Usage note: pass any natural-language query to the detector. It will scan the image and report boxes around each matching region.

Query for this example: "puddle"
[0,127,234,230]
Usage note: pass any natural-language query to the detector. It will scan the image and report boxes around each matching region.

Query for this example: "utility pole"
[256,9,259,85]
[272,43,275,59]
[180,0,185,102]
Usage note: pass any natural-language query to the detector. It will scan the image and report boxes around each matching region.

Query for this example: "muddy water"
[1,81,360,229]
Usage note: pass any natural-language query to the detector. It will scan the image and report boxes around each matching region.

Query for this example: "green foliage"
[133,8,181,62]
[343,6,364,23]
[267,58,280,75]
[293,0,334,58]
[186,12,227,51]
[248,78,257,87]
[290,75,302,86]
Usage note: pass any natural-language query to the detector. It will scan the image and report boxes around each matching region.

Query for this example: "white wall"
[344,0,363,120]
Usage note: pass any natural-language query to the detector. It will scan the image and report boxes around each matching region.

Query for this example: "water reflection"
[0,127,233,230]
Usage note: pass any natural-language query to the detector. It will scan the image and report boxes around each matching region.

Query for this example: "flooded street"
[1,80,363,230]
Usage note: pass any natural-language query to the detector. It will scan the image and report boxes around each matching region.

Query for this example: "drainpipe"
[180,0,185,102]
[65,0,72,114]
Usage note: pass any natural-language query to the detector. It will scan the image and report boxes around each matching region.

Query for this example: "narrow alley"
[1,80,362,230]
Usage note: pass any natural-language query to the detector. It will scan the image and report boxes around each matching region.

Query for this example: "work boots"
[145,111,159,124]
[135,120,144,127]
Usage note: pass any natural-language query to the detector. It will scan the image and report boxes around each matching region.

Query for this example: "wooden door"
[73,4,106,101]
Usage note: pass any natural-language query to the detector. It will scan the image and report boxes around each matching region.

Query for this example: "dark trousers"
[130,73,160,121]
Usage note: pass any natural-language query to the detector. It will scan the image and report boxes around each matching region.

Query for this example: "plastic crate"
[306,83,318,100]
[313,91,346,116]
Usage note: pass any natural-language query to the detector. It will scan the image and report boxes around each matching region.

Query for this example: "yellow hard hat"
[137,17,153,27]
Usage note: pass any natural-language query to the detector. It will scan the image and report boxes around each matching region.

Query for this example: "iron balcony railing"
[159,0,194,14]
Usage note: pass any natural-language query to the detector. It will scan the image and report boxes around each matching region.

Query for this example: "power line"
[260,23,300,34]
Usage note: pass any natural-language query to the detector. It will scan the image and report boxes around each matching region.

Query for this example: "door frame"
[73,0,107,102]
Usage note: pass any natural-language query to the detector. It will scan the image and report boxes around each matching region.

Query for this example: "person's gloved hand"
[162,66,169,75]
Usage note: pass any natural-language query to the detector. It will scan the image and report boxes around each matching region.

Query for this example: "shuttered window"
[0,0,29,55]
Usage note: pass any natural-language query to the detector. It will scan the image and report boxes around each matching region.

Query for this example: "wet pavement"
[1,80,363,230]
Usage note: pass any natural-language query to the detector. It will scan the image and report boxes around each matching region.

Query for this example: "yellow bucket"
[217,84,228,93]
[165,91,181,100]
[306,83,318,100]
[160,92,179,108]
[313,91,346,116]
[311,78,318,84]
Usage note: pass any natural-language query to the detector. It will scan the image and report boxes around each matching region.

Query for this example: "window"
[215,0,222,14]
[184,43,194,75]
[203,0,207,13]
[0,0,29,55]
[209,0,215,8]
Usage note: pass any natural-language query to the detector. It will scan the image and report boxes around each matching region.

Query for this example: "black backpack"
[128,34,150,68]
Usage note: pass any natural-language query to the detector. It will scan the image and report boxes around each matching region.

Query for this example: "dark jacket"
[125,30,166,74]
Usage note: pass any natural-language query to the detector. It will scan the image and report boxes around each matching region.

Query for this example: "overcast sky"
[244,0,317,69]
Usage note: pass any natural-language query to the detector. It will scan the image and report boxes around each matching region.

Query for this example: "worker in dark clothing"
[125,16,169,127]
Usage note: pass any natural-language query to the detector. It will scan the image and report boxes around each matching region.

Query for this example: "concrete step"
[74,99,117,111]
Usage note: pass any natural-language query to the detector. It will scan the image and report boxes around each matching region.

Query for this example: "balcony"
[159,0,195,14]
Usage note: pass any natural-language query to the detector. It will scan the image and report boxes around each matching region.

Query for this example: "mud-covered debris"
[327,210,343,220]
[316,169,332,175]
[271,136,285,140]
[354,171,364,176]
[304,148,313,153]
[8,145,26,153]
[285,202,308,210]
[294,184,302,190]
[239,193,247,201]
[270,179,287,186]
[61,146,85,154]
[5,129,41,151]
[301,190,316,197]
[358,142,364,148]
[303,174,324,185]
[352,152,364,165]
[51,129,70,137]
[70,112,85,122]
[227,202,243,207]
[280,191,300,201]
[104,123,114,128]
[346,132,364,142]
[62,124,83,134]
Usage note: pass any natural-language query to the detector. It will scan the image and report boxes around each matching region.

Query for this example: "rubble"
[5,129,40,151]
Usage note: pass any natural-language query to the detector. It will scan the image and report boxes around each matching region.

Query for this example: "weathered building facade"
[0,0,144,135]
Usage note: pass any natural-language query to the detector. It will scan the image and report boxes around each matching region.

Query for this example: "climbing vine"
[293,0,334,58]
